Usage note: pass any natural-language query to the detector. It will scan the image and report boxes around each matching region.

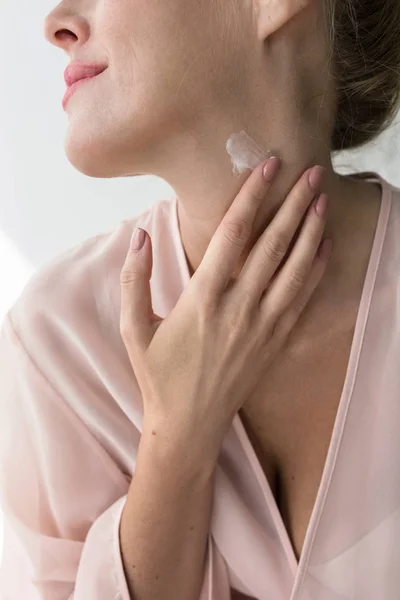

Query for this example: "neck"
[171,134,359,280]
[144,79,381,294]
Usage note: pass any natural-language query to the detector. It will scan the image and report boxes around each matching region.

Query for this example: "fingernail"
[309,165,325,189]
[263,156,280,182]
[130,228,145,252]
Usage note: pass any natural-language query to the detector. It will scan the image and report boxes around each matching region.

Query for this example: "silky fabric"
[0,172,399,600]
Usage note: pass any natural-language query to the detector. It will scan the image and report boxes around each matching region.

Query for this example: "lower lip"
[62,75,99,110]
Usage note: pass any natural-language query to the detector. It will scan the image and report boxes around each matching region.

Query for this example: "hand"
[119,159,331,456]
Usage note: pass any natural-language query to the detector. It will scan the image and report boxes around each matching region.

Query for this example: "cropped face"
[43,0,256,178]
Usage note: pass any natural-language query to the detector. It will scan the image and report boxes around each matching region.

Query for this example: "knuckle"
[233,290,252,323]
[285,266,307,291]
[209,289,248,335]
[222,218,251,247]
[247,187,264,206]
[292,296,307,315]
[283,299,306,329]
[120,268,141,286]
[262,232,288,264]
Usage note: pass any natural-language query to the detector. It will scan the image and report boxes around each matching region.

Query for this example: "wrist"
[140,418,220,484]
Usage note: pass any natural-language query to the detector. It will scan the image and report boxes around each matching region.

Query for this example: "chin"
[63,108,158,178]
[63,133,137,179]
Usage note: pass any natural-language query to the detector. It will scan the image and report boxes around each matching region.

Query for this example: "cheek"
[98,0,249,122]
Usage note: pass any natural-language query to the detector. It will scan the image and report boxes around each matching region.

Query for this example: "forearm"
[119,421,218,600]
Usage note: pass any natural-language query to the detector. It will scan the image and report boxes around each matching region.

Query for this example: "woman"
[0,0,399,598]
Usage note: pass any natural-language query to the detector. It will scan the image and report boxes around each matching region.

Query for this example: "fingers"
[120,227,155,354]
[192,156,281,298]
[272,237,332,340]
[259,191,330,324]
[237,165,325,300]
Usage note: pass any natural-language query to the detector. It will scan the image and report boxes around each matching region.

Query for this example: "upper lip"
[64,61,107,88]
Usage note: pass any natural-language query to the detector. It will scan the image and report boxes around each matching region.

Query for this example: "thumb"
[120,227,157,352]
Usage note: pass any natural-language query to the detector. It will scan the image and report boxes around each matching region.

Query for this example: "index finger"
[193,156,281,298]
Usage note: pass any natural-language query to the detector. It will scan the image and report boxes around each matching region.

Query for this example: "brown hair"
[325,0,400,152]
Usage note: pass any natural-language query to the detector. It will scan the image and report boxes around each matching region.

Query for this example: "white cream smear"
[226,130,273,175]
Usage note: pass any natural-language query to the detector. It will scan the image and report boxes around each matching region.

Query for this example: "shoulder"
[3,198,174,386]
[10,199,172,322]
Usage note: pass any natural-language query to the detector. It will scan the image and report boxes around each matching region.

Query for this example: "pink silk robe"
[0,172,399,600]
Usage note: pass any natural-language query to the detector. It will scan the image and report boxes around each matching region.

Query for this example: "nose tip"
[42,8,82,50]
[44,24,76,47]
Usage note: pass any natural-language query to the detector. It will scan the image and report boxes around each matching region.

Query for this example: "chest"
[238,325,355,563]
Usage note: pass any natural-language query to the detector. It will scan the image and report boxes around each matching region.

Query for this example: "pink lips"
[62,61,107,110]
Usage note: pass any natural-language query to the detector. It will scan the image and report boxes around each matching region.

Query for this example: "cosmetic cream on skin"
[226,130,273,175]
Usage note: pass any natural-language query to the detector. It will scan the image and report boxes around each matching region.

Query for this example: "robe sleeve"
[0,312,133,599]
[0,312,231,600]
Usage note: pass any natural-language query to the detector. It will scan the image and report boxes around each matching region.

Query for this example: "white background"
[1,0,399,570]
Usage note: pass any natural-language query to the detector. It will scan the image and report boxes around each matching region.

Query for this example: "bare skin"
[235,179,383,562]
[180,171,383,593]
[226,178,382,598]
[178,176,385,550]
